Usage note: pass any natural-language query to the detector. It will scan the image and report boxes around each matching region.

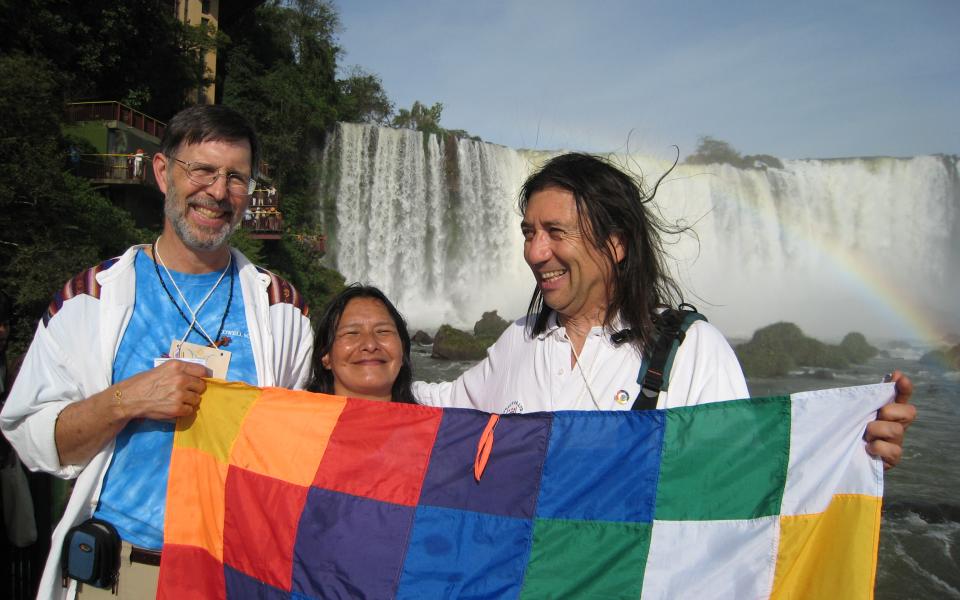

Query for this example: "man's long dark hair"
[308,284,416,404]
[519,152,684,354]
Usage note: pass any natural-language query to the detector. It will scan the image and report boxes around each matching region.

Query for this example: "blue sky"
[334,0,959,159]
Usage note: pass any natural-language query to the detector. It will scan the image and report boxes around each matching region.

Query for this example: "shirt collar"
[536,311,626,341]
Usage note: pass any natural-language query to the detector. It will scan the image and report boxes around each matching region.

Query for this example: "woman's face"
[321,297,403,402]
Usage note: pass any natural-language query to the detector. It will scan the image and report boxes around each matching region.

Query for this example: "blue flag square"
[396,505,533,599]
[536,410,665,522]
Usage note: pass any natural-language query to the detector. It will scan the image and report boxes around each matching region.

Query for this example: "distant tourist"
[132,148,145,180]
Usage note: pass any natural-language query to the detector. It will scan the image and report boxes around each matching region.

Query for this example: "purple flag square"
[419,409,552,519]
[291,487,415,599]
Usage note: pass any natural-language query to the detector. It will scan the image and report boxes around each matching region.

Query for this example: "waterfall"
[641,154,960,342]
[319,123,960,343]
[318,123,533,328]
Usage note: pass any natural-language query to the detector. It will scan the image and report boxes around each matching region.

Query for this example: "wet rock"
[411,330,434,345]
[473,310,509,339]
[431,325,490,361]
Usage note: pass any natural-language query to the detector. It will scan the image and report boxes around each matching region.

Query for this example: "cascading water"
[319,123,960,344]
[628,153,960,342]
[318,123,533,327]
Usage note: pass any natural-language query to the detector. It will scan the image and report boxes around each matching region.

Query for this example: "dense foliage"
[392,100,482,141]
[216,0,351,310]
[0,54,146,355]
[0,0,206,119]
[0,1,226,355]
[0,0,479,355]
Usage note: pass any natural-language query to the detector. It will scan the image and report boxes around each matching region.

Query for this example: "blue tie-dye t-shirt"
[94,249,257,549]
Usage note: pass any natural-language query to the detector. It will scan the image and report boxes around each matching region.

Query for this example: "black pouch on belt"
[62,517,121,591]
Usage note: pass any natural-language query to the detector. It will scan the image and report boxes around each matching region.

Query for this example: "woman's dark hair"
[308,284,415,404]
[519,152,684,354]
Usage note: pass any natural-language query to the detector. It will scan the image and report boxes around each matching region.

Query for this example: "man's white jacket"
[0,244,314,600]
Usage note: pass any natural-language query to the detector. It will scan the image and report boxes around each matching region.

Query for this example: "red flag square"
[313,398,442,506]
[158,544,225,600]
[222,466,309,591]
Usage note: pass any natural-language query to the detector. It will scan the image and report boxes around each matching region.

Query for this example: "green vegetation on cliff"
[684,136,783,170]
[392,100,481,142]
[735,322,879,378]
[473,310,509,339]
[432,311,510,361]
[0,53,147,356]
[919,344,960,371]
[431,325,495,361]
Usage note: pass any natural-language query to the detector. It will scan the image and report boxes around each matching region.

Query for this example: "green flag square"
[655,396,791,521]
[520,518,651,600]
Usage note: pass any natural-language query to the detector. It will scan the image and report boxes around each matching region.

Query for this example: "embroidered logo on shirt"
[502,400,524,414]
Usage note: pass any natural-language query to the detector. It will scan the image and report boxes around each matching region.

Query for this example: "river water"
[412,349,960,598]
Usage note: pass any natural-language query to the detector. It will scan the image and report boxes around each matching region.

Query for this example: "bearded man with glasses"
[1,105,314,600]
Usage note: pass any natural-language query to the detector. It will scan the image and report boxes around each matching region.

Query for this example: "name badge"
[168,340,231,379]
[153,356,207,370]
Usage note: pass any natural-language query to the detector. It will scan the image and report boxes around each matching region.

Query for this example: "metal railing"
[71,153,149,182]
[65,101,166,138]
[249,187,279,208]
[242,207,283,234]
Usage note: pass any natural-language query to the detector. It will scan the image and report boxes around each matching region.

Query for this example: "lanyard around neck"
[568,333,602,410]
[151,239,234,348]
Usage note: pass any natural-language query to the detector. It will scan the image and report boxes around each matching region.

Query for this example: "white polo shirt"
[413,313,748,413]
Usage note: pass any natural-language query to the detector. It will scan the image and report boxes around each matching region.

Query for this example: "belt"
[129,546,162,567]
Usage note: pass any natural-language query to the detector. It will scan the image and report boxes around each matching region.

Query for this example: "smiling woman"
[308,284,416,403]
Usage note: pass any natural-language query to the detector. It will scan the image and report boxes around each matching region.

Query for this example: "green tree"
[180,19,229,107]
[0,0,207,119]
[218,0,346,311]
[392,100,445,137]
[0,53,145,354]
[338,66,393,124]
[220,1,338,194]
[839,332,879,363]
[684,136,782,170]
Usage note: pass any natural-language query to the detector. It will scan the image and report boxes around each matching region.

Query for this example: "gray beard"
[164,187,239,251]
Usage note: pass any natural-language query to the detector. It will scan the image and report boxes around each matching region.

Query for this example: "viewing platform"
[71,152,150,185]
[64,100,287,240]
[65,101,166,139]
[243,187,284,239]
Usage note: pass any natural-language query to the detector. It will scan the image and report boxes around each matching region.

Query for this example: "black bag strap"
[631,304,706,411]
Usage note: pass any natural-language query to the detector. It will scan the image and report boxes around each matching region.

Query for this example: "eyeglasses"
[172,157,257,196]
